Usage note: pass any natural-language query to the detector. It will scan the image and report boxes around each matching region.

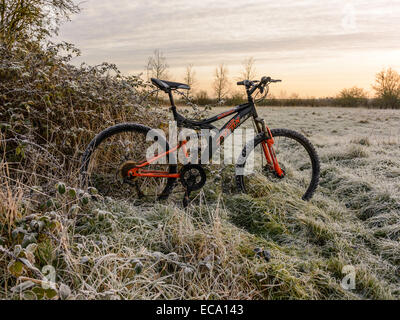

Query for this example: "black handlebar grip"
[237,81,245,86]
[260,76,271,84]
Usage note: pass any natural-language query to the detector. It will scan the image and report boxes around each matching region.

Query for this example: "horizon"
[57,0,400,98]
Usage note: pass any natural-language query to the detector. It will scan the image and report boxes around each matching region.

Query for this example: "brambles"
[0,40,166,190]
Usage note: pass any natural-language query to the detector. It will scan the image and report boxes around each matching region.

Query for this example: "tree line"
[146,49,400,109]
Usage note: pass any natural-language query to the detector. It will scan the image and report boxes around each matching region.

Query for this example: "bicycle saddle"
[151,78,190,91]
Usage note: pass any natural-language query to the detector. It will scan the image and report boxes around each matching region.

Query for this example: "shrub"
[337,87,368,107]
[194,90,212,105]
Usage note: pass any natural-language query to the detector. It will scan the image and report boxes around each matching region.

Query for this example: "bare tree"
[184,64,197,97]
[213,63,230,102]
[240,57,257,81]
[146,49,169,81]
[372,67,400,108]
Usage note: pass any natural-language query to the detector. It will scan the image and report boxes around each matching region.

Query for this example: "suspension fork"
[253,117,284,177]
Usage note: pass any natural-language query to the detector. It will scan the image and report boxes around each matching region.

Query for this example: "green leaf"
[68,188,77,198]
[15,144,25,158]
[56,182,66,195]
[32,286,45,300]
[134,263,143,274]
[88,187,98,195]
[8,261,24,277]
[45,288,58,299]
[46,199,54,208]
[80,193,90,205]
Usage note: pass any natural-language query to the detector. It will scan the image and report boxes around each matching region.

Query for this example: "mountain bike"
[80,76,320,206]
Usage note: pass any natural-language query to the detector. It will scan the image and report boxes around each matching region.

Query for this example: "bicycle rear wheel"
[236,128,320,200]
[80,123,177,201]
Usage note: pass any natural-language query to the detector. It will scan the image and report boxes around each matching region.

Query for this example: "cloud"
[57,0,400,95]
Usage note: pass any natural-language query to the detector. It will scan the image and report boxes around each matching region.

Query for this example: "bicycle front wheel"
[236,128,320,201]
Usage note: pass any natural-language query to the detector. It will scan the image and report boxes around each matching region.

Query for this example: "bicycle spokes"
[240,132,316,198]
[85,130,170,200]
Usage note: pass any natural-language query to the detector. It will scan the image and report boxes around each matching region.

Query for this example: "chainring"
[179,164,207,192]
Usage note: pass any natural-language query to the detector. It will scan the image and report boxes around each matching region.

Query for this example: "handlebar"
[236,79,259,86]
[237,76,282,96]
[237,76,281,87]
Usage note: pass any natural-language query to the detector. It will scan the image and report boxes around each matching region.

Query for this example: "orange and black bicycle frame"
[128,88,284,179]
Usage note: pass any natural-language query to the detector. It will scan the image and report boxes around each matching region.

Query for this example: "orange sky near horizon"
[57,0,400,98]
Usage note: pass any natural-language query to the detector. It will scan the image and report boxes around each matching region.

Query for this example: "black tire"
[80,123,177,200]
[236,128,320,201]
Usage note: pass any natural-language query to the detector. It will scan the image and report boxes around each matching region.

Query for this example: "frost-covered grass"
[1,106,399,300]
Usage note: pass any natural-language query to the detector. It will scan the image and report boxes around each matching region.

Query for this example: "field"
[1,106,400,300]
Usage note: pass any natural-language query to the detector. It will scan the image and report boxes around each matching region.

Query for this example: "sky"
[57,0,400,98]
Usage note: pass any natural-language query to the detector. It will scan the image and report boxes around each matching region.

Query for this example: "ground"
[3,106,400,300]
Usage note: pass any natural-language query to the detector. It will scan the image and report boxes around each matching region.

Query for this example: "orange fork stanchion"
[261,127,284,177]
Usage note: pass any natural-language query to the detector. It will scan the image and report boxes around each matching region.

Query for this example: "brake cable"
[254,84,270,103]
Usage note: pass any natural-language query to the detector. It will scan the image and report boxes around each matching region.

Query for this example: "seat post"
[168,90,175,107]
[168,90,178,120]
